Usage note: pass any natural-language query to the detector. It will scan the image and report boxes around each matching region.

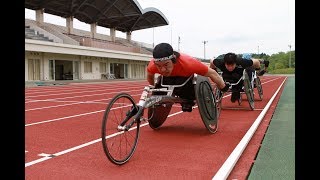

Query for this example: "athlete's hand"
[220,82,230,92]
[258,69,266,76]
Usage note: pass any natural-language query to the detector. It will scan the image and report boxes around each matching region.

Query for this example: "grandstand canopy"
[25,0,169,32]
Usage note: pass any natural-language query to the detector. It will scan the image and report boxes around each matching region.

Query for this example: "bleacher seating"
[25,26,53,42]
[25,19,153,55]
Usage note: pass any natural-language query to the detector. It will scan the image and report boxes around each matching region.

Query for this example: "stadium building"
[25,0,169,82]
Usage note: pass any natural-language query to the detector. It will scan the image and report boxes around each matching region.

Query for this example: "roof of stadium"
[25,0,169,33]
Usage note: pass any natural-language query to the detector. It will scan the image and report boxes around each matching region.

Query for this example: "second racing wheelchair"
[214,67,263,111]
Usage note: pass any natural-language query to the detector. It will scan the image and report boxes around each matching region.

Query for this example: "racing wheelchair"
[214,67,262,111]
[101,74,219,165]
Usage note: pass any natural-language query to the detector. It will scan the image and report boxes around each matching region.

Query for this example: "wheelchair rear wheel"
[213,86,222,119]
[255,77,263,100]
[243,72,254,110]
[195,76,218,133]
[238,93,242,105]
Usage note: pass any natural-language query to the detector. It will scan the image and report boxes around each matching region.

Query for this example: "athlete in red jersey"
[147,43,228,91]
[146,43,229,112]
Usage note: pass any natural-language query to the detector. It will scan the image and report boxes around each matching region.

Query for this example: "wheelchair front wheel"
[101,93,140,165]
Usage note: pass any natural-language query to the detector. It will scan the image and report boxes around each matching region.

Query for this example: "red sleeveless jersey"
[147,53,208,77]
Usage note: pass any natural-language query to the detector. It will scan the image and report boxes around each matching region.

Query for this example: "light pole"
[288,45,292,68]
[178,36,181,51]
[152,28,154,48]
[258,45,259,54]
[170,25,172,45]
[202,40,208,60]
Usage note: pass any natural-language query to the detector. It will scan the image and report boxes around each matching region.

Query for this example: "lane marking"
[26,85,143,98]
[25,109,186,167]
[25,76,285,169]
[212,77,287,180]
[38,153,56,158]
[25,110,105,127]
[25,93,141,111]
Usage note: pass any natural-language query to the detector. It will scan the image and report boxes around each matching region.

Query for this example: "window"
[110,63,114,74]
[99,62,106,73]
[84,61,92,73]
[28,59,40,80]
[49,60,54,80]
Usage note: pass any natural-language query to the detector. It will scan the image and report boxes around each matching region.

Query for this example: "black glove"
[258,69,266,76]
[264,60,269,67]
[220,83,230,92]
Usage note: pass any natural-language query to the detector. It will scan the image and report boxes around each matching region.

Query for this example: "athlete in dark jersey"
[210,52,269,102]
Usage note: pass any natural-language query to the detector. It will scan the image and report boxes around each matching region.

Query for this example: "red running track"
[25,75,286,180]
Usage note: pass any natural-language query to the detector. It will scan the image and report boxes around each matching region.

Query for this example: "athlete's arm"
[147,72,155,85]
[251,59,261,69]
[210,59,218,72]
[205,68,226,90]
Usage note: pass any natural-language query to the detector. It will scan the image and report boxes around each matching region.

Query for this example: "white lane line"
[25,82,145,95]
[25,156,52,167]
[25,110,105,127]
[26,102,86,111]
[26,85,143,98]
[26,103,134,127]
[25,110,186,167]
[212,77,287,180]
[25,93,141,112]
[26,77,279,111]
[38,153,53,157]
[25,76,284,168]
[25,89,142,103]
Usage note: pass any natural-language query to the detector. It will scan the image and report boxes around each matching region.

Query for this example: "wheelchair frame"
[250,70,263,100]
[101,73,218,165]
[214,68,255,110]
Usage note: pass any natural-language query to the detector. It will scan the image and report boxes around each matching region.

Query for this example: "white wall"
[25,51,150,81]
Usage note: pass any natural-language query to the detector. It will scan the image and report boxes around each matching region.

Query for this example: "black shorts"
[154,76,195,100]
[222,72,242,84]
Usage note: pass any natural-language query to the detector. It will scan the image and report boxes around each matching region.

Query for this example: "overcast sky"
[25,0,295,59]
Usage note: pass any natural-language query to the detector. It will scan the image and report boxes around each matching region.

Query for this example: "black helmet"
[153,43,174,61]
[224,52,237,65]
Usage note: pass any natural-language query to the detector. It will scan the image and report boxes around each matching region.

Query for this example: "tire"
[147,77,173,130]
[238,93,242,105]
[243,72,254,110]
[214,86,222,119]
[148,103,172,129]
[101,93,140,165]
[195,76,218,133]
[255,77,263,100]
